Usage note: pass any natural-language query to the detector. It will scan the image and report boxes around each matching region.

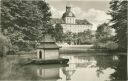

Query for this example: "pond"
[0,54,127,81]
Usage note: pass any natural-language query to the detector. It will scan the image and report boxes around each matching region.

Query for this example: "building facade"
[51,5,93,33]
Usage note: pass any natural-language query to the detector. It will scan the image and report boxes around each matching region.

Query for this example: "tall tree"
[108,0,127,50]
[1,0,52,51]
[94,23,119,50]
[96,23,113,43]
[54,23,64,42]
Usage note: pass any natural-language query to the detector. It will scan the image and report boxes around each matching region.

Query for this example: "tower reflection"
[61,55,97,81]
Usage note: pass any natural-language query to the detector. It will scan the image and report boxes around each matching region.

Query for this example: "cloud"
[50,6,111,30]
[86,8,111,30]
[50,6,64,18]
[72,7,112,30]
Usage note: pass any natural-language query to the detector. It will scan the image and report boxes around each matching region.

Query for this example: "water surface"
[0,54,127,81]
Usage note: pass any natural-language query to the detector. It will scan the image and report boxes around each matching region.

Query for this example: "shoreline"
[59,45,127,55]
[4,45,127,56]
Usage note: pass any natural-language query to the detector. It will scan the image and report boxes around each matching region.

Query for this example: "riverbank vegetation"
[62,29,95,45]
[93,23,118,51]
[56,0,127,52]
[92,1,127,52]
[0,0,127,57]
[108,0,127,51]
[1,0,54,56]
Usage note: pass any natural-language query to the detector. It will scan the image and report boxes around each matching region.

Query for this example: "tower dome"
[62,5,75,19]
[62,4,76,24]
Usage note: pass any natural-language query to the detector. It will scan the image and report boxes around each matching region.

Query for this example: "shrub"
[105,41,118,50]
[93,40,118,50]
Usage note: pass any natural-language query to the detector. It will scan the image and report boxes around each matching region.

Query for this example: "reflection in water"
[60,55,127,81]
[112,55,119,61]
[94,55,127,81]
[36,65,61,81]
[110,55,127,81]
[61,56,97,81]
[0,55,127,81]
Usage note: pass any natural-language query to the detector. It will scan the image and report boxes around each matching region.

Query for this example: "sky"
[47,0,112,30]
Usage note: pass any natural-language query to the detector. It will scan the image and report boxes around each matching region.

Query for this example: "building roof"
[76,19,92,25]
[37,42,60,49]
[50,4,92,26]
[62,11,75,19]
[50,18,64,24]
[62,5,75,19]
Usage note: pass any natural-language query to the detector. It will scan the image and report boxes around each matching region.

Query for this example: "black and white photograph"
[0,0,127,81]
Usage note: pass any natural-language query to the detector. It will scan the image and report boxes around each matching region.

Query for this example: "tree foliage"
[64,32,74,45]
[96,23,113,43]
[64,30,94,45]
[78,29,94,44]
[108,0,127,50]
[1,0,53,51]
[54,24,64,42]
[95,23,118,50]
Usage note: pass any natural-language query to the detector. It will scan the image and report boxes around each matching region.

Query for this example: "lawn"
[59,45,126,55]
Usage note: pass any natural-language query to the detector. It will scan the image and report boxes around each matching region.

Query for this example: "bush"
[105,41,118,50]
[7,45,19,55]
[93,41,105,49]
[93,41,118,51]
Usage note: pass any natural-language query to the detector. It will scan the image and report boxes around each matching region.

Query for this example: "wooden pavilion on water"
[31,34,69,64]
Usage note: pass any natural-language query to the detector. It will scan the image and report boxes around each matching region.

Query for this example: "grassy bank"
[3,45,127,57]
[59,45,127,55]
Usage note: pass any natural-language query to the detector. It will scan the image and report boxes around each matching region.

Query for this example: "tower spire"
[66,0,71,12]
[66,0,71,7]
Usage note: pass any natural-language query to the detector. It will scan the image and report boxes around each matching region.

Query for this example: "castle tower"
[62,0,76,24]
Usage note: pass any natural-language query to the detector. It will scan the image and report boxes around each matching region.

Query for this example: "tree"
[108,0,127,50]
[64,32,74,45]
[63,30,94,45]
[78,29,94,44]
[54,24,64,42]
[95,23,118,50]
[96,23,113,43]
[1,0,53,51]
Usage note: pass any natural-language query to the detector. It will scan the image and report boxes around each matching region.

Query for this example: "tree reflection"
[110,56,127,81]
[0,56,43,80]
[94,55,114,78]
[0,55,126,81]
[94,55,127,81]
